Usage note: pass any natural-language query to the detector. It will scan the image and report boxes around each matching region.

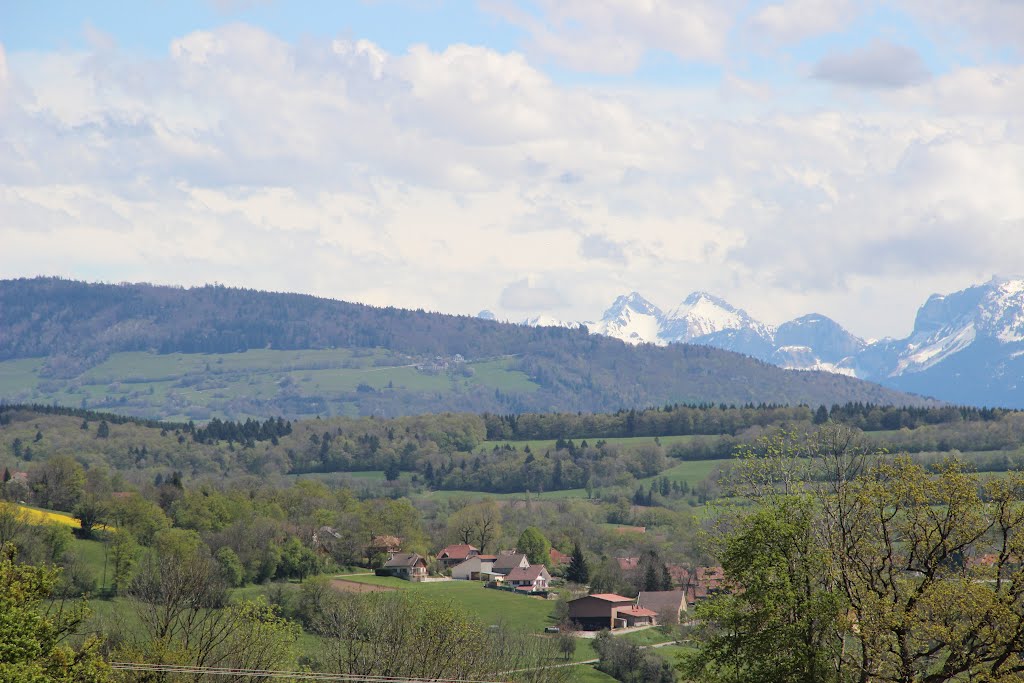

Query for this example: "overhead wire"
[107,662,510,682]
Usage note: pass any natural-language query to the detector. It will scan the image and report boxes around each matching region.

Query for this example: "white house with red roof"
[504,564,551,592]
[451,554,497,580]
[437,543,479,568]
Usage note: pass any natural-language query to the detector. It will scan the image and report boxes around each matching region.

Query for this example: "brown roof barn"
[568,593,636,631]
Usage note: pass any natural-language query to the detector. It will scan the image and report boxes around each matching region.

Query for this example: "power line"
[108,662,509,682]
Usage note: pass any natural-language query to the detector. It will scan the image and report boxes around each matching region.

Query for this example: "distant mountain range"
[513,278,1024,408]
[0,277,933,421]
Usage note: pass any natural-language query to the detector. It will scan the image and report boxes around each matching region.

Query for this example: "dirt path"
[330,578,396,593]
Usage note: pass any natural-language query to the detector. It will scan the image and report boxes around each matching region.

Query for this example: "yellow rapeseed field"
[10,503,81,527]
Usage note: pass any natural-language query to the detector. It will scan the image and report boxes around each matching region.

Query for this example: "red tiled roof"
[618,607,658,617]
[616,557,640,571]
[549,548,570,564]
[478,554,498,561]
[438,544,478,560]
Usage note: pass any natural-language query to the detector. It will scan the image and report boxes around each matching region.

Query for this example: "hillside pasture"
[0,350,540,421]
[335,574,559,633]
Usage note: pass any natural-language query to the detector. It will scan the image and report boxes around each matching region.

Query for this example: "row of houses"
[380,543,558,592]
[441,544,553,592]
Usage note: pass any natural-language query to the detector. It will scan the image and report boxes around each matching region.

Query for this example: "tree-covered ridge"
[0,277,935,417]
[2,402,1022,497]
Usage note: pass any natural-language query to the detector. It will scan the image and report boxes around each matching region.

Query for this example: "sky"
[1,1,1023,340]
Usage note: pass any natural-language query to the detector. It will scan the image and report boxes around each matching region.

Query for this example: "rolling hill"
[0,277,934,421]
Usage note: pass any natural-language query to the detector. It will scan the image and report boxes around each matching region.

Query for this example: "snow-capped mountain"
[518,278,1024,407]
[660,291,774,345]
[584,292,664,345]
[861,278,1024,406]
[521,290,855,369]
[519,314,581,330]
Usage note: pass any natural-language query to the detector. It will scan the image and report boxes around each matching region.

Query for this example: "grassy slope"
[336,575,559,632]
[0,351,538,421]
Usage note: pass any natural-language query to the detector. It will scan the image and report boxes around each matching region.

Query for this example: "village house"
[437,544,479,568]
[311,526,342,555]
[636,590,688,624]
[451,554,497,580]
[369,535,402,555]
[549,548,570,566]
[504,564,551,592]
[567,594,637,631]
[616,557,640,572]
[382,552,428,581]
[491,552,530,575]
[672,565,725,604]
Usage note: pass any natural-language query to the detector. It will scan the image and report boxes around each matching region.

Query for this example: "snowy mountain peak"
[586,291,664,345]
[602,292,664,320]
[681,290,736,310]
[661,291,771,344]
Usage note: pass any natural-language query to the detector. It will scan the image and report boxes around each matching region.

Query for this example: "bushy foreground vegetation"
[684,426,1024,683]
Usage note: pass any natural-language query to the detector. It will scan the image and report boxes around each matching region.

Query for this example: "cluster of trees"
[593,630,675,683]
[191,416,293,445]
[484,404,819,440]
[684,424,1024,683]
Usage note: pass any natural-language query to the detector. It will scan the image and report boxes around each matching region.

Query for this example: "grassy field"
[0,350,540,421]
[334,575,560,633]
[481,434,704,453]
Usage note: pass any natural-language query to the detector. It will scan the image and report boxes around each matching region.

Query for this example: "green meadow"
[0,350,540,420]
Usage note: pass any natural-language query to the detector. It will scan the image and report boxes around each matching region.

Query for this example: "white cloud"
[897,0,1024,56]
[749,0,857,44]
[1,25,1023,340]
[483,0,736,73]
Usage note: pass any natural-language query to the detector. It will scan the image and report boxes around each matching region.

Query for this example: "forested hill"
[0,277,935,420]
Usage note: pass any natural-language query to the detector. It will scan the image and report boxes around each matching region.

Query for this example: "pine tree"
[96,420,110,438]
[643,562,660,591]
[660,564,674,591]
[567,543,589,585]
